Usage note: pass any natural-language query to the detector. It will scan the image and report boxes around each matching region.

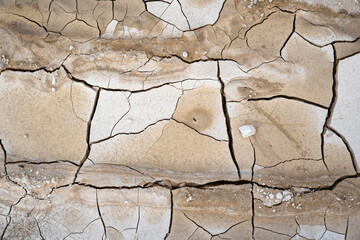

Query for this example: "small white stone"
[24,134,28,138]
[186,195,193,202]
[103,19,118,38]
[182,51,188,58]
[51,76,56,86]
[276,192,283,200]
[51,87,56,92]
[283,195,292,201]
[126,118,133,123]
[239,125,256,138]
[69,45,74,50]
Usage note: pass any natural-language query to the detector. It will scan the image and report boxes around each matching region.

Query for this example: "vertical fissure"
[217,61,241,179]
[164,190,173,239]
[73,88,100,182]
[96,190,107,240]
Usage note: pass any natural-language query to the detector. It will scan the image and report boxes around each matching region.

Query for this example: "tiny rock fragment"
[239,125,256,138]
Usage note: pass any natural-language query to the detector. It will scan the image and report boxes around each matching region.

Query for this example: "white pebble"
[239,125,256,138]
[182,51,188,58]
[283,195,292,201]
[69,45,74,50]
[51,87,56,92]
[51,76,56,86]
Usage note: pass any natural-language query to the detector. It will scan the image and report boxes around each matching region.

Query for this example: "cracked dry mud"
[0,0,360,240]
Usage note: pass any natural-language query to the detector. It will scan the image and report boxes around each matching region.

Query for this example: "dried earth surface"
[0,0,360,239]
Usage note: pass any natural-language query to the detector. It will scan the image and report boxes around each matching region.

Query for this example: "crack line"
[217,61,241,179]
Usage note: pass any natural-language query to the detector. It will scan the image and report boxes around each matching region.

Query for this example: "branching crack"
[172,118,228,142]
[73,88,100,182]
[183,213,213,237]
[280,13,296,59]
[0,191,27,239]
[321,44,358,173]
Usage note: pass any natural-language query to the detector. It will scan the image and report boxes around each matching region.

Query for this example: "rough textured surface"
[0,0,360,239]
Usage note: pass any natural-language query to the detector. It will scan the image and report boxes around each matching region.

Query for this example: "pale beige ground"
[0,0,360,239]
